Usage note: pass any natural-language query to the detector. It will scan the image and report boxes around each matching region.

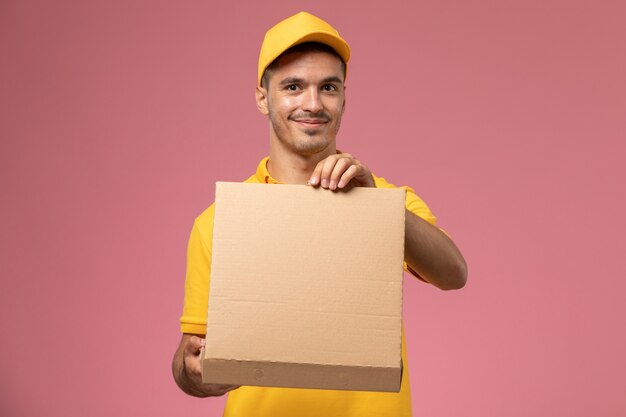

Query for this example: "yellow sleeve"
[179,204,215,335]
[373,175,437,225]
[373,175,437,281]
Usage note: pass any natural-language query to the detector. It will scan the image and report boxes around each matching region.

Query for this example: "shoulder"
[372,174,437,226]
[195,203,215,229]
[193,168,261,235]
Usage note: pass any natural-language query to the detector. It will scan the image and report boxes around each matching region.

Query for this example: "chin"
[293,136,332,155]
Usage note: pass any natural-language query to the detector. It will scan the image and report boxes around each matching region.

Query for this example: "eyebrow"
[279,77,305,86]
[321,76,344,85]
[278,76,344,86]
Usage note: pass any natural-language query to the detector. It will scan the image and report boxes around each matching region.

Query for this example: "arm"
[309,152,467,290]
[171,333,240,397]
[403,210,467,290]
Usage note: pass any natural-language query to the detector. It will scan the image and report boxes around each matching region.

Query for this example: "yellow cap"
[258,11,351,86]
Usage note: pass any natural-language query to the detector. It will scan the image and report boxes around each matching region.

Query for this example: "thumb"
[187,336,206,355]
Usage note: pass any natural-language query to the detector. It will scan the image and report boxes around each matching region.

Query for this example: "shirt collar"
[254,157,282,184]
[255,151,344,184]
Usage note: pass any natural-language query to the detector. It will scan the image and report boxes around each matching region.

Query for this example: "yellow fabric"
[180,156,437,417]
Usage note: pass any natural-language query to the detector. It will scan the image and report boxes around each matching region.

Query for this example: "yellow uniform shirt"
[180,157,437,417]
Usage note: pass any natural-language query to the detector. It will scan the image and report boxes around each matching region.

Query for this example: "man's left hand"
[308,153,375,190]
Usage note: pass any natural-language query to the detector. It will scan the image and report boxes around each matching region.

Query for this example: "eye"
[321,84,337,92]
[285,84,300,91]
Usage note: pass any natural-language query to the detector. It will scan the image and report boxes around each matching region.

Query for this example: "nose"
[302,87,323,114]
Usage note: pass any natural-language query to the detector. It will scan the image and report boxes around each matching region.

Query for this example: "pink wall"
[1,1,624,416]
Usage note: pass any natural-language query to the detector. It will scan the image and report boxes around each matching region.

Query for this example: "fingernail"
[321,179,328,188]
[200,339,206,346]
[310,176,318,185]
[337,180,345,188]
[329,180,337,190]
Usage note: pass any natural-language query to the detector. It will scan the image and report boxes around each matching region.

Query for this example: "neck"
[268,143,336,185]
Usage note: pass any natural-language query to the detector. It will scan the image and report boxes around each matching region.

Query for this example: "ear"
[255,85,269,115]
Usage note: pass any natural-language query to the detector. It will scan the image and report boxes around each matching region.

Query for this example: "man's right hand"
[172,334,240,397]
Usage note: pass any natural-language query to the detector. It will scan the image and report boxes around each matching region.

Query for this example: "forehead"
[268,50,345,83]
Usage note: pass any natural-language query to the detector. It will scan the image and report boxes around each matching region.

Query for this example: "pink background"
[1,1,625,416]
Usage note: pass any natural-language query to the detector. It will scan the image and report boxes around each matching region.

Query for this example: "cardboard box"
[202,182,406,392]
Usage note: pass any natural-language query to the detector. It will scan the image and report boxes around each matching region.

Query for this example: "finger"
[319,156,341,188]
[338,164,359,189]
[205,384,242,396]
[309,159,326,186]
[344,158,375,187]
[353,166,375,187]
[329,157,353,190]
[186,336,205,354]
[184,351,203,376]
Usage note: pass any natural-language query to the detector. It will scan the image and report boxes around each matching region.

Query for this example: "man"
[172,11,467,416]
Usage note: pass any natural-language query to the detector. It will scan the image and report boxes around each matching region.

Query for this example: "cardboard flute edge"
[202,357,402,393]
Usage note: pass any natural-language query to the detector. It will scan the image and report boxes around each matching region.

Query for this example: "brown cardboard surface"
[202,182,406,392]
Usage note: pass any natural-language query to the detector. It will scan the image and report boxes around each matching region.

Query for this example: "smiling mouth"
[293,119,328,128]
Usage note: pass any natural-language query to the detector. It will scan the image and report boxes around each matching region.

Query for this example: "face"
[256,50,346,157]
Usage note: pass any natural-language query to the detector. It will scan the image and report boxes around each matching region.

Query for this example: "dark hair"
[261,42,347,88]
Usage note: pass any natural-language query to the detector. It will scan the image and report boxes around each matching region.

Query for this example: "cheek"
[332,103,345,119]
[281,96,300,110]
[269,93,299,110]
[327,96,345,113]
